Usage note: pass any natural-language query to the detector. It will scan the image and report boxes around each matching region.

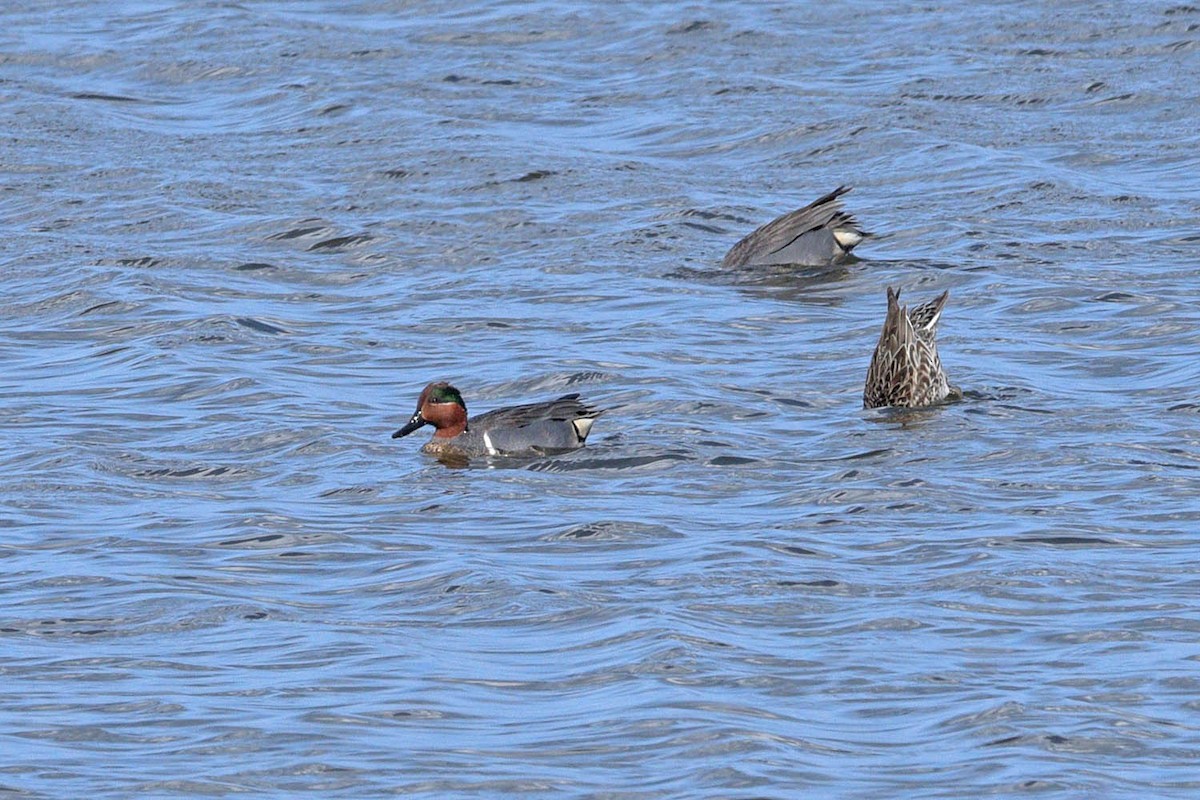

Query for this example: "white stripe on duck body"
[863,286,960,409]
[392,381,603,458]
[721,186,865,268]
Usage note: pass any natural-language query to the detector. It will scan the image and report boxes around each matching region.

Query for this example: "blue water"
[2,1,1199,797]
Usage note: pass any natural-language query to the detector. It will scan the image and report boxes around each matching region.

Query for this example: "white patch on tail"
[572,417,596,441]
[833,228,863,250]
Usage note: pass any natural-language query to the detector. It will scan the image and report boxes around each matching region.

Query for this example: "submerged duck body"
[721,186,865,268]
[392,381,603,458]
[863,287,958,409]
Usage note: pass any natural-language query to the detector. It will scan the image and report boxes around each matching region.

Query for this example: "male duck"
[392,382,603,458]
[863,287,959,409]
[722,186,865,268]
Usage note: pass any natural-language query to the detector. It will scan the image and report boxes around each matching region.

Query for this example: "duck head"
[392,381,468,439]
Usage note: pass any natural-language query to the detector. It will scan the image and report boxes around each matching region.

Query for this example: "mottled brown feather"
[863,287,956,409]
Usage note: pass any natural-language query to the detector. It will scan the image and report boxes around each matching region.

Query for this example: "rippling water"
[3,1,1199,797]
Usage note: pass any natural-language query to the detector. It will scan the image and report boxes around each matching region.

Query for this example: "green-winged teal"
[863,287,959,409]
[722,186,865,268]
[392,382,603,458]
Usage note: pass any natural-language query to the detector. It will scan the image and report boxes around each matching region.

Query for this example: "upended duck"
[863,287,959,409]
[392,381,603,458]
[722,186,865,268]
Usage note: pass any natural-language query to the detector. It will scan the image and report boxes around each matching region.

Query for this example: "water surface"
[2,1,1199,797]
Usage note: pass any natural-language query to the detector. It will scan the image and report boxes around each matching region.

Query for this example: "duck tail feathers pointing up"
[910,290,950,333]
